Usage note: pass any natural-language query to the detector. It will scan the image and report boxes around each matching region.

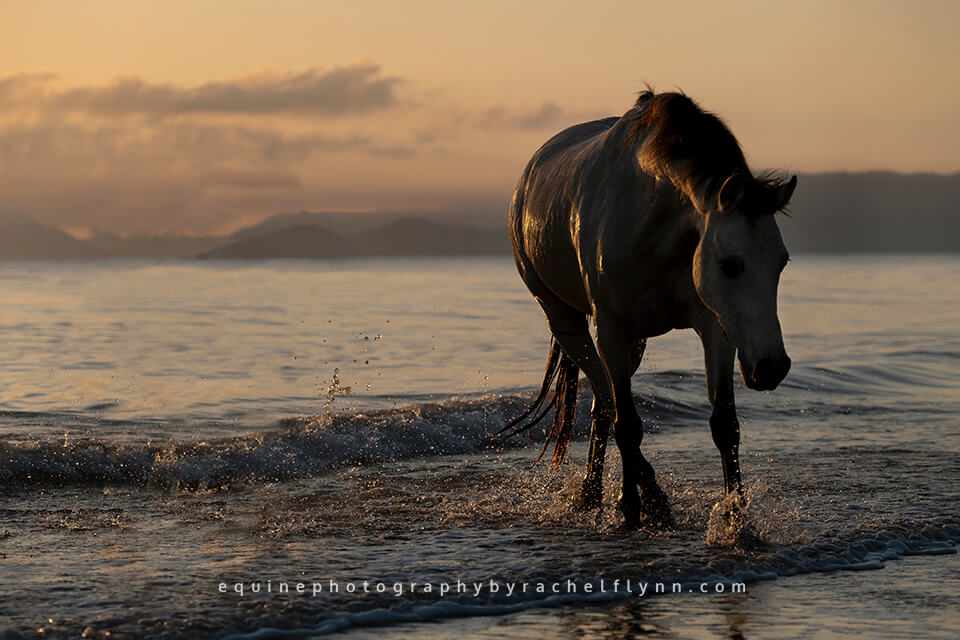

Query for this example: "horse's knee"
[709,404,740,451]
[612,415,643,452]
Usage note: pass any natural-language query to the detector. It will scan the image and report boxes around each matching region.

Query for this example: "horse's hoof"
[571,494,602,512]
[617,502,670,529]
[618,489,674,530]
[642,489,675,527]
[572,481,603,511]
[712,492,747,525]
[615,519,642,533]
[617,493,642,529]
[643,505,675,529]
[616,510,672,530]
[722,504,744,524]
[707,499,755,547]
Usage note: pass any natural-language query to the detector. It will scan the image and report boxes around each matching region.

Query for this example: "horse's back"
[510,117,620,313]
[530,117,620,163]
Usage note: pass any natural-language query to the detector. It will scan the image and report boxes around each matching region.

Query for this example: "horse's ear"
[717,174,745,213]
[774,175,798,211]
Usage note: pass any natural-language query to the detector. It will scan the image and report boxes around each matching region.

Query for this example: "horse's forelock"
[743,172,793,217]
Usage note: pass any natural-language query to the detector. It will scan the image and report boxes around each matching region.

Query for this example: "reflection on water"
[1,255,958,638]
[344,552,959,639]
[0,255,957,439]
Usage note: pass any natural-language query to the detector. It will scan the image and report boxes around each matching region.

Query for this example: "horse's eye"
[719,257,744,278]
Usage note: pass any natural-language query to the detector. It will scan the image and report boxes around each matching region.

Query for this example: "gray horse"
[503,90,796,528]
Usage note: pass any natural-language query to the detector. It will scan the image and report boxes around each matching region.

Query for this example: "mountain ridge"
[2,171,958,258]
[197,217,510,259]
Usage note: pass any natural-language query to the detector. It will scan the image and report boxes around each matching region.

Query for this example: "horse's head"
[693,173,797,391]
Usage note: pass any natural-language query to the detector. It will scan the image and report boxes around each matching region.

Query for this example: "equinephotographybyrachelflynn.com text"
[221,578,747,598]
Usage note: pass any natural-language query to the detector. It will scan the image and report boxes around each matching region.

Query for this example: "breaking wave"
[0,393,586,491]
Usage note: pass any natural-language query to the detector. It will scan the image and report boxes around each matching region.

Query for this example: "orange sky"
[1,1,958,235]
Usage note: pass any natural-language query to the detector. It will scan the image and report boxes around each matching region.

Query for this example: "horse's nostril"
[754,356,790,388]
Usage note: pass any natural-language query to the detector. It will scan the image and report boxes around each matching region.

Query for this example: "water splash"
[705,479,801,548]
[322,367,353,409]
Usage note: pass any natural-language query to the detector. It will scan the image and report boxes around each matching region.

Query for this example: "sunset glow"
[2,1,958,235]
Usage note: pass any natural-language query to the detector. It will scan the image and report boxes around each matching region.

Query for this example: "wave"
[0,393,585,491]
[1,362,955,492]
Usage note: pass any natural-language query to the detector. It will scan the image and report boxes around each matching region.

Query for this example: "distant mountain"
[198,224,351,259]
[0,217,103,258]
[199,217,510,259]
[2,172,958,259]
[354,217,509,256]
[780,171,960,253]
[226,211,413,242]
[85,231,223,257]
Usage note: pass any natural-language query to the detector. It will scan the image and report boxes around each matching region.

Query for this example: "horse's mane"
[625,90,789,215]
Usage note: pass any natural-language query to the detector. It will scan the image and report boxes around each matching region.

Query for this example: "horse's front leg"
[595,313,672,529]
[697,314,745,506]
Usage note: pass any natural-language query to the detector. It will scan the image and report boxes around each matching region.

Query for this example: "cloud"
[477,101,568,130]
[0,65,580,236]
[0,121,413,168]
[0,118,421,234]
[0,72,58,100]
[0,64,402,117]
[202,166,302,189]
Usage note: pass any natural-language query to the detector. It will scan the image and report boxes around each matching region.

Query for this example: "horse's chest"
[629,301,685,337]
[604,269,697,337]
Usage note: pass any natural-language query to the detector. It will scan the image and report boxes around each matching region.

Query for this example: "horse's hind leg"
[595,313,672,528]
[533,297,614,509]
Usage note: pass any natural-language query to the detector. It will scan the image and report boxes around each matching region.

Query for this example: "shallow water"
[352,552,960,639]
[0,255,958,638]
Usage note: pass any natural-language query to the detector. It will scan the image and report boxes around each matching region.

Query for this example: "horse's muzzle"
[743,355,791,391]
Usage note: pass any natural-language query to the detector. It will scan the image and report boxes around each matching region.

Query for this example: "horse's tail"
[497,337,579,467]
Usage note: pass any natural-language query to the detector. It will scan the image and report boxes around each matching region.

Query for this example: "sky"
[1,0,958,236]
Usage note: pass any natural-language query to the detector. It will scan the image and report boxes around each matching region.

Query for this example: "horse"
[502,90,796,529]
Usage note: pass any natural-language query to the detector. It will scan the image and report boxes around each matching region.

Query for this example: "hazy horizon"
[3,1,959,238]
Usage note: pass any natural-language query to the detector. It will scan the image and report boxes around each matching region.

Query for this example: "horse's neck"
[637,182,701,262]
[613,113,721,217]
[579,119,704,261]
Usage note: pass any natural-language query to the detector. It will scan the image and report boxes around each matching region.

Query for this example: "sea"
[0,255,957,638]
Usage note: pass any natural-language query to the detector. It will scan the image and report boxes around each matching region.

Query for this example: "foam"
[0,393,588,490]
